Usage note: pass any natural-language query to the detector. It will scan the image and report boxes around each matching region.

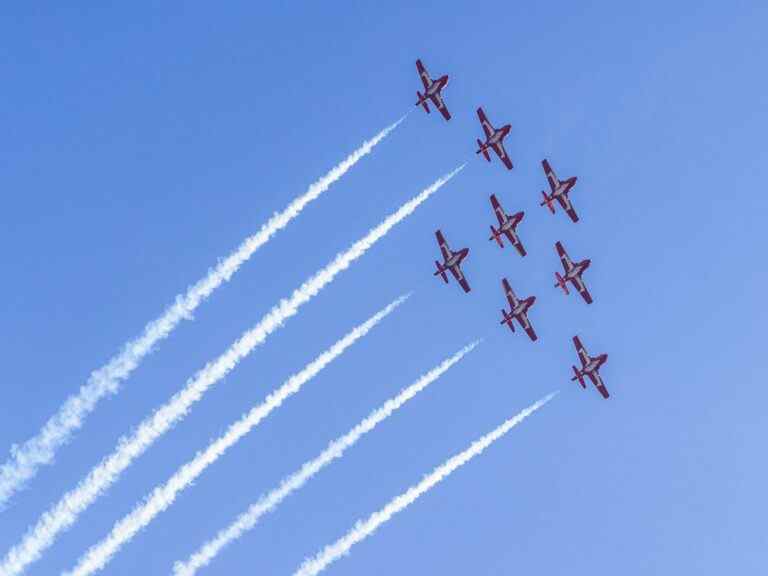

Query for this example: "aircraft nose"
[530,296,537,304]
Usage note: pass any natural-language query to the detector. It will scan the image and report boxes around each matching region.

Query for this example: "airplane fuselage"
[566,259,591,281]
[487,124,511,146]
[444,247,469,269]
[552,176,577,198]
[426,75,448,97]
[512,296,535,317]
[582,353,608,374]
[500,212,523,232]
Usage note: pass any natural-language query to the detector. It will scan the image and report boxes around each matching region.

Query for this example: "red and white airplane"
[475,107,513,170]
[488,194,526,256]
[500,278,537,341]
[415,59,451,121]
[540,159,579,222]
[433,229,471,293]
[554,241,593,304]
[571,336,609,399]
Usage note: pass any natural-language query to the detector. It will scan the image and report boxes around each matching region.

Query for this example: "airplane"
[433,229,471,293]
[488,194,527,256]
[475,107,513,170]
[554,241,593,304]
[499,278,537,341]
[415,59,451,121]
[571,335,609,398]
[540,159,580,222]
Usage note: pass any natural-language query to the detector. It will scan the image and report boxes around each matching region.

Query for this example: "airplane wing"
[416,59,431,90]
[506,231,527,257]
[588,371,609,398]
[518,311,538,341]
[477,107,493,138]
[572,336,590,367]
[435,230,451,261]
[490,194,506,226]
[501,278,518,308]
[555,241,573,272]
[450,264,471,293]
[542,159,558,192]
[556,193,579,223]
[492,142,513,170]
[571,274,593,304]
[430,92,451,120]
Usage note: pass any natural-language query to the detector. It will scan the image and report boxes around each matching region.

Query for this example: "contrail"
[293,391,559,576]
[0,165,464,576]
[64,296,414,576]
[0,117,406,509]
[171,341,480,576]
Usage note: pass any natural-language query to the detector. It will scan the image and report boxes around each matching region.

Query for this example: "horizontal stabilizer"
[541,191,555,214]
[417,92,430,113]
[489,226,504,248]
[477,139,490,161]
[500,310,515,331]
[434,260,448,283]
[555,272,569,295]
[571,366,586,388]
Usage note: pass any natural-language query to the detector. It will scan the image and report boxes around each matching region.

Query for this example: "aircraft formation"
[417,58,610,399]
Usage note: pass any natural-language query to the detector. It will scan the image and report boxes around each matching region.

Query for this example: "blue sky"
[1,1,767,574]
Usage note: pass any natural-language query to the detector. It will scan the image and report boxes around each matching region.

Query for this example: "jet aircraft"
[540,159,580,222]
[475,107,513,170]
[554,241,593,304]
[433,229,471,293]
[499,278,537,341]
[571,336,609,398]
[488,194,526,256]
[415,59,451,120]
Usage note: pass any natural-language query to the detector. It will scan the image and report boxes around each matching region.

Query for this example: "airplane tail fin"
[500,310,515,331]
[555,272,569,295]
[540,191,555,214]
[434,261,448,283]
[571,366,586,388]
[489,225,504,248]
[476,139,490,161]
[416,92,430,113]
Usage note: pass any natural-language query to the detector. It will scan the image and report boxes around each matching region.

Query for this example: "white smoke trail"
[0,117,406,509]
[64,296,414,576]
[0,164,464,576]
[293,392,559,576]
[171,341,479,576]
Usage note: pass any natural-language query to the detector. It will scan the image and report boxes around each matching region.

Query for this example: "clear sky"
[1,1,767,574]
